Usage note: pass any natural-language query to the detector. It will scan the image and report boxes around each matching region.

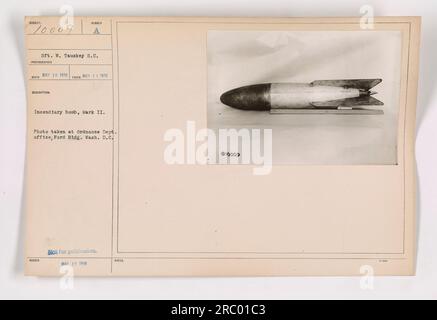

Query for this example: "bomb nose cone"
[220,84,271,110]
[219,89,237,107]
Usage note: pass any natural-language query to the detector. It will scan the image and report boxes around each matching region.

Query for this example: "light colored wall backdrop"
[208,30,401,165]
[0,0,436,299]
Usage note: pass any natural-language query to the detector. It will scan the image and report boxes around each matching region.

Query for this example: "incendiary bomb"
[220,79,384,115]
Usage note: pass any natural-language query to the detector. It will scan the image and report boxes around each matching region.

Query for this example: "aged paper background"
[24,17,420,276]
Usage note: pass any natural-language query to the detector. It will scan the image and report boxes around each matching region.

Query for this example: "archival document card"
[24,17,420,276]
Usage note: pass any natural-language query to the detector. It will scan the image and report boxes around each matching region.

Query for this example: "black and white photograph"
[1,0,435,303]
[208,30,402,165]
